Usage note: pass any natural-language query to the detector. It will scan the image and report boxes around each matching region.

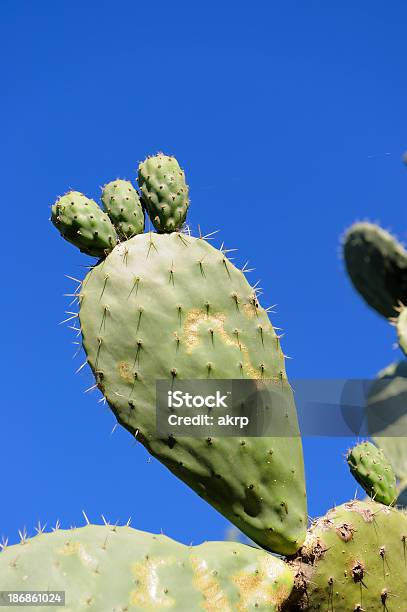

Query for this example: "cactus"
[45,151,407,610]
[47,155,307,554]
[0,523,294,611]
[138,153,189,232]
[101,180,144,239]
[346,441,397,505]
[342,221,407,318]
[285,500,407,610]
[51,191,117,258]
[51,155,307,556]
[78,231,307,555]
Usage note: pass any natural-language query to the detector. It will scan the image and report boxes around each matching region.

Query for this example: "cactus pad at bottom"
[0,524,294,611]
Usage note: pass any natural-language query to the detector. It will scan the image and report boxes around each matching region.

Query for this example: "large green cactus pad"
[101,180,144,239]
[78,232,307,555]
[285,500,407,610]
[347,440,397,505]
[0,524,294,611]
[138,154,189,232]
[51,191,117,258]
[343,222,407,318]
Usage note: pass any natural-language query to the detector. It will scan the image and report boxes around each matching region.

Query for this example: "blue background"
[1,1,406,546]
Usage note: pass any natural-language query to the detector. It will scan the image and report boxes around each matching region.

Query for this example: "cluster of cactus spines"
[138,153,189,232]
[0,523,294,611]
[51,191,118,257]
[79,231,307,555]
[101,179,144,239]
[342,221,407,318]
[346,441,397,505]
[285,500,407,610]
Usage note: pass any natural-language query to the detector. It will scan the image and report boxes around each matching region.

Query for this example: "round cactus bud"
[347,440,397,505]
[51,191,117,258]
[138,153,189,232]
[101,179,144,239]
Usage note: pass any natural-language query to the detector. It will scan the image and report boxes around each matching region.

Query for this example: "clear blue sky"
[1,1,407,546]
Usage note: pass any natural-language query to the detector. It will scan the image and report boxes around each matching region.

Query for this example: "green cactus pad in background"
[367,361,407,504]
[0,524,294,611]
[342,221,407,318]
[395,304,407,356]
[78,232,307,555]
[101,180,144,239]
[285,500,407,611]
[138,153,189,232]
[347,441,397,505]
[51,191,117,258]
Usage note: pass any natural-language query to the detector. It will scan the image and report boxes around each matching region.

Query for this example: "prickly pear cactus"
[285,500,407,611]
[52,155,307,556]
[138,153,189,232]
[79,231,307,555]
[51,191,117,257]
[0,524,294,611]
[342,221,407,318]
[101,180,144,239]
[347,441,397,505]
